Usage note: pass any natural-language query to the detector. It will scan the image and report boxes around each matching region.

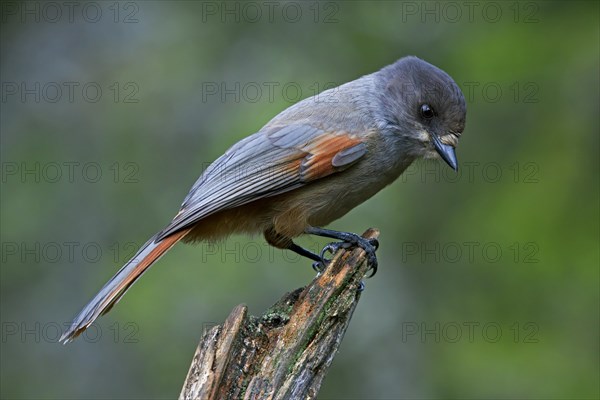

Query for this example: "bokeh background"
[1,1,598,399]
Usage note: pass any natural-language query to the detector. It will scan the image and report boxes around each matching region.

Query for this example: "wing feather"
[157,124,368,240]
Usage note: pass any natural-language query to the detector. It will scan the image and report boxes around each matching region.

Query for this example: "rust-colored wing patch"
[300,134,366,182]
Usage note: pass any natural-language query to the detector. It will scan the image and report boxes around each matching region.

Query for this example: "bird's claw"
[357,281,365,292]
[315,235,379,277]
[312,260,326,274]
[312,242,352,274]
[342,234,378,277]
[368,238,379,251]
[320,242,352,261]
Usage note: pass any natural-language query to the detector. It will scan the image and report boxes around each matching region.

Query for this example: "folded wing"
[157,124,368,240]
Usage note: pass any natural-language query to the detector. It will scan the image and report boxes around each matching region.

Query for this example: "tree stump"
[179,228,380,400]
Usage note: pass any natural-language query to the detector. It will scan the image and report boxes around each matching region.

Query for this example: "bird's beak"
[430,134,458,171]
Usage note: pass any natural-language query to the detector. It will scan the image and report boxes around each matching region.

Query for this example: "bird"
[60,56,466,343]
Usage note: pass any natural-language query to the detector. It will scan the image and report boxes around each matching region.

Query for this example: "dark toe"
[312,260,326,273]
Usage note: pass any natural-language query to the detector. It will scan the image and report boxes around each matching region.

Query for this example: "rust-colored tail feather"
[60,228,191,344]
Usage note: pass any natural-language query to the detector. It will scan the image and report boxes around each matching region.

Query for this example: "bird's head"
[378,56,466,170]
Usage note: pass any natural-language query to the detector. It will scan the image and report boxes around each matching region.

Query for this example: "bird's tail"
[60,228,191,344]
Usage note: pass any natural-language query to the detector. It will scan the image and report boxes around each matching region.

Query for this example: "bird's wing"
[156,124,368,240]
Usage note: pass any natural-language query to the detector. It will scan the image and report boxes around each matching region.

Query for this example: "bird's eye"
[420,104,435,119]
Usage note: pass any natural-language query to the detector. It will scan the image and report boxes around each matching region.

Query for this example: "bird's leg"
[287,242,327,273]
[288,242,321,262]
[304,226,379,277]
[265,227,326,273]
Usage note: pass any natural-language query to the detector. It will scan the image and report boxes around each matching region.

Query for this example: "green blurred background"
[1,1,598,399]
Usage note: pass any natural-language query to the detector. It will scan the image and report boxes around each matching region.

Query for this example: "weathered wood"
[180,228,380,400]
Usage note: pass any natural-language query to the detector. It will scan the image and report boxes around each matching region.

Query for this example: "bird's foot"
[311,241,352,273]
[311,233,379,277]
